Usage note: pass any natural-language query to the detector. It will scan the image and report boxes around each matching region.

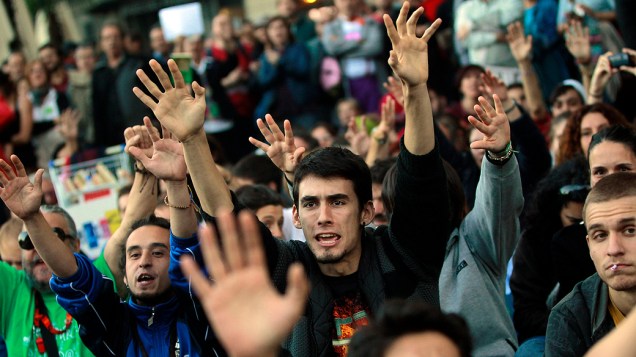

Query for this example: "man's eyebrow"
[619,217,636,226]
[126,245,141,253]
[327,194,349,201]
[150,243,169,250]
[127,243,169,253]
[300,195,317,203]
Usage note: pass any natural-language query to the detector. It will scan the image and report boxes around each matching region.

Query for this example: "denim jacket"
[545,273,615,357]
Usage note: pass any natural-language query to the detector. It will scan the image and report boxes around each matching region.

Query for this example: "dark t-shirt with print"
[325,272,370,357]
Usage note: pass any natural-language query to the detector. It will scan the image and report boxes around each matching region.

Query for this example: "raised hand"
[56,109,80,140]
[0,155,44,220]
[506,22,532,63]
[133,59,206,143]
[344,116,371,156]
[468,95,511,153]
[619,48,636,76]
[181,211,310,357]
[128,117,187,182]
[589,52,616,99]
[480,70,509,102]
[382,75,405,106]
[248,114,305,181]
[374,97,396,145]
[383,2,442,87]
[565,20,591,65]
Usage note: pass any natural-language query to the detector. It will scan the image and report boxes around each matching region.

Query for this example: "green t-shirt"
[92,251,118,294]
[0,261,95,357]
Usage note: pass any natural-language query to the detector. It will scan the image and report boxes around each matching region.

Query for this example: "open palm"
[468,95,511,153]
[181,212,309,357]
[128,118,187,181]
[249,115,305,180]
[383,3,441,87]
[0,156,44,220]
[133,59,206,143]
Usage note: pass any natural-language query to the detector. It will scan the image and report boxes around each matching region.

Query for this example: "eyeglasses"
[18,227,74,250]
[559,184,590,196]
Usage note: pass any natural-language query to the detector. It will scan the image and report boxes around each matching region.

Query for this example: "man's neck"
[107,53,123,69]
[608,288,636,316]
[133,288,175,307]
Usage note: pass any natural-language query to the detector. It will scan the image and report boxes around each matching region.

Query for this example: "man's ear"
[292,205,302,229]
[69,238,80,253]
[360,200,374,226]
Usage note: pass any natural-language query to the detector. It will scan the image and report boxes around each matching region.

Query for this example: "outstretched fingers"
[199,222,228,281]
[406,7,423,37]
[143,117,161,143]
[181,255,213,298]
[10,155,27,177]
[395,1,410,38]
[265,114,285,143]
[217,211,246,271]
[284,263,310,312]
[0,159,16,181]
[132,87,157,111]
[255,118,276,145]
[135,69,163,100]
[283,120,296,150]
[421,18,442,42]
[168,59,186,89]
[149,59,173,92]
[240,212,266,268]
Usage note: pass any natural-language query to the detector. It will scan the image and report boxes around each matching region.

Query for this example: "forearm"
[592,11,615,21]
[104,171,158,291]
[166,179,197,238]
[12,99,32,144]
[365,139,389,167]
[579,64,594,99]
[183,130,233,215]
[518,60,547,120]
[403,84,434,155]
[23,213,78,278]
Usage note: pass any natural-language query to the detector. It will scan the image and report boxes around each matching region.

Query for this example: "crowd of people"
[0,0,636,356]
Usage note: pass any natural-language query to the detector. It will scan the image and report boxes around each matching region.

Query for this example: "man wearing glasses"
[0,204,94,356]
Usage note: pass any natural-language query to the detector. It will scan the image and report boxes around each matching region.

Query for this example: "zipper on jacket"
[148,307,155,327]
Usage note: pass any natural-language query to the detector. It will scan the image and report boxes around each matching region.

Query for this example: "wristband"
[486,141,514,162]
[164,185,193,209]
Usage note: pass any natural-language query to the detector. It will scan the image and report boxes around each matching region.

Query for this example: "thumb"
[293,146,306,163]
[33,169,45,192]
[192,81,206,98]
[128,146,151,166]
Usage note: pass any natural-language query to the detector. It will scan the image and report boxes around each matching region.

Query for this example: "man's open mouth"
[315,233,341,247]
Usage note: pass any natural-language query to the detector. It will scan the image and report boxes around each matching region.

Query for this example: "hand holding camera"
[609,49,636,76]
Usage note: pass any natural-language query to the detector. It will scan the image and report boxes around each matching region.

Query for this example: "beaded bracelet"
[164,185,193,209]
[486,141,514,162]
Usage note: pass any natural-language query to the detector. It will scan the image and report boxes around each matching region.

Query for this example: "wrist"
[181,129,206,146]
[486,141,514,164]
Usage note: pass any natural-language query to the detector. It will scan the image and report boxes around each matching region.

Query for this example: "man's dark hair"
[38,43,61,56]
[232,154,282,192]
[349,300,473,357]
[583,172,636,219]
[118,215,170,274]
[370,158,396,185]
[236,184,283,211]
[293,147,372,210]
[382,159,465,228]
[549,84,583,107]
[117,184,133,200]
[293,128,320,151]
[588,125,636,161]
[507,82,523,91]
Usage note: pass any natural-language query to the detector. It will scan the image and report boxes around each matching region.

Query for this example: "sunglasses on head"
[18,227,74,250]
[559,184,590,196]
